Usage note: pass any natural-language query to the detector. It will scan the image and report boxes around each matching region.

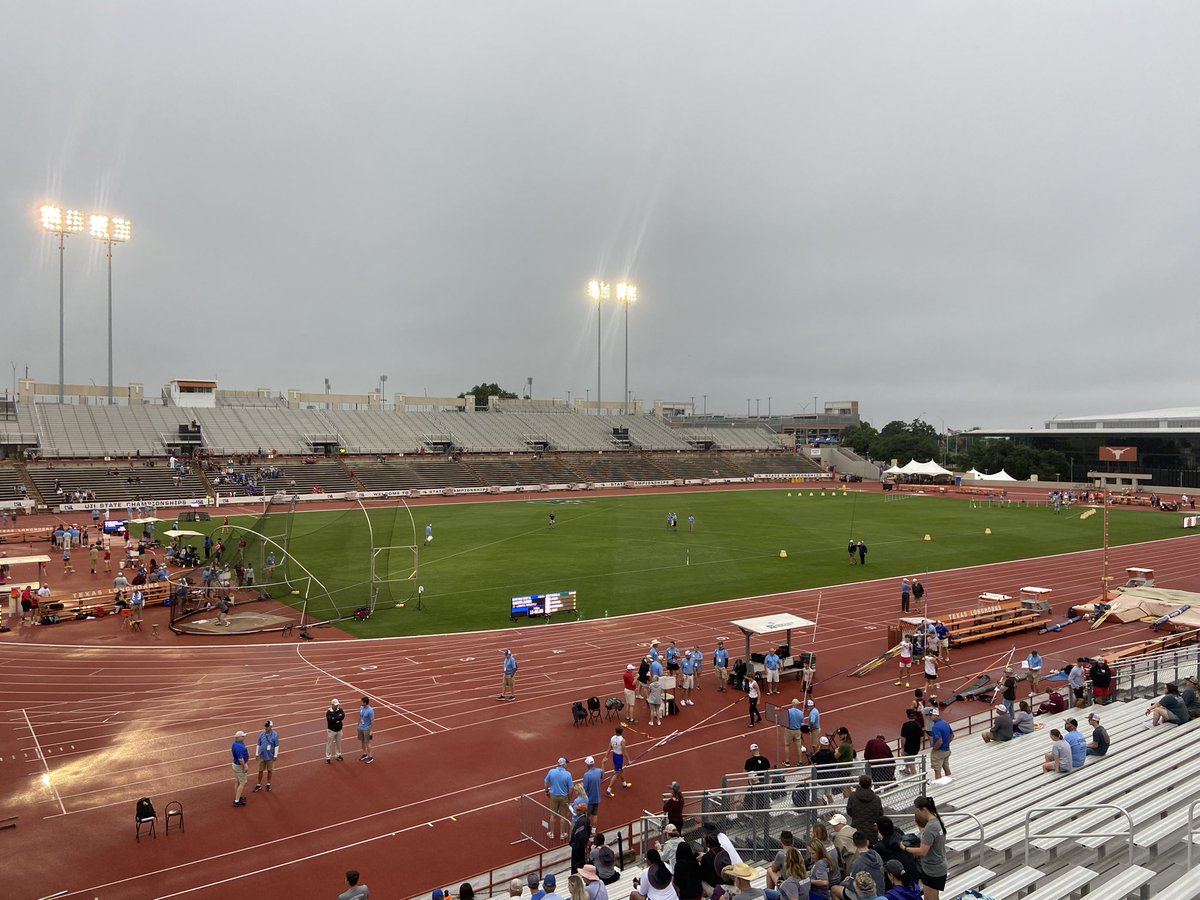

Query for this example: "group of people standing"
[227,697,377,808]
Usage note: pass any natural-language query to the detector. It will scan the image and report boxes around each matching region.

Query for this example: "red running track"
[2,529,1199,898]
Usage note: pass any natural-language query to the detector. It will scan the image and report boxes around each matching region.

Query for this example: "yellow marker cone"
[984,528,992,535]
[924,534,932,541]
[779,550,788,558]
[787,492,792,497]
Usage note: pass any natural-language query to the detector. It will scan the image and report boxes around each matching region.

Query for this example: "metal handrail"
[1187,797,1200,870]
[1023,804,1134,867]
[939,809,986,859]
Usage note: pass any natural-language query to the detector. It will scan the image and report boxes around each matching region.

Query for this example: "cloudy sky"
[3,2,1198,430]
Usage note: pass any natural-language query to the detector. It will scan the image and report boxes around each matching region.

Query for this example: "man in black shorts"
[900,708,924,774]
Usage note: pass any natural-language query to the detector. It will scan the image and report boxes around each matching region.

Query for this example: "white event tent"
[884,459,953,477]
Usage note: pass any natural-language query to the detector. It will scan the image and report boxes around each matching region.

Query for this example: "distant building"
[973,407,1200,488]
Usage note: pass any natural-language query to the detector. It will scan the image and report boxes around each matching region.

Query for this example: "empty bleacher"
[353,457,485,492]
[722,451,825,475]
[566,454,672,482]
[461,455,580,487]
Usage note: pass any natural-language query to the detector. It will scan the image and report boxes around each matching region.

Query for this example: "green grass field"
[187,490,1193,637]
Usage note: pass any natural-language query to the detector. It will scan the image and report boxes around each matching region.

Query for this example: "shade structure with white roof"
[978,469,1016,481]
[885,459,953,477]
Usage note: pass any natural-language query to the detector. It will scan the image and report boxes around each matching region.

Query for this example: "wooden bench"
[0,527,52,544]
[64,582,172,618]
[952,617,1052,646]
[1080,864,1156,900]
[1019,865,1097,900]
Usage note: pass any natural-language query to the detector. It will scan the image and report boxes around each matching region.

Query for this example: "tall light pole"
[39,206,85,403]
[88,215,132,404]
[616,281,637,415]
[379,374,388,408]
[587,280,609,415]
[768,396,772,417]
[703,394,707,415]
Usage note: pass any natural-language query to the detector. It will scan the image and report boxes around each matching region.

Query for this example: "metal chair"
[164,800,184,834]
[586,696,602,724]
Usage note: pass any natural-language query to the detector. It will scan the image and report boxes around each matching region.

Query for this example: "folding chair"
[119,609,134,630]
[586,696,602,724]
[135,798,157,842]
[604,697,624,720]
[571,701,588,727]
[164,800,184,834]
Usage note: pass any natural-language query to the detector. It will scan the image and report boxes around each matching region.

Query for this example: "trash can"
[954,476,962,486]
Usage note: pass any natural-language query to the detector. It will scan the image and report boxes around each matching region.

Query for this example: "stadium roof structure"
[974,407,1200,438]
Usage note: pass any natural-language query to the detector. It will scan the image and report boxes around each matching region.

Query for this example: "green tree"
[459,383,518,411]
[869,419,939,464]
[839,422,878,455]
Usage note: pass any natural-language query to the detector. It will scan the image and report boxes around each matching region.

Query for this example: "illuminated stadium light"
[90,212,134,404]
[38,204,86,403]
[40,205,84,235]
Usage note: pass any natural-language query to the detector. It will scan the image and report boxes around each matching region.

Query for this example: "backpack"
[136,797,156,820]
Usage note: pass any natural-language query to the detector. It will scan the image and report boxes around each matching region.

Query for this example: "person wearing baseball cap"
[582,755,603,819]
[983,703,1013,744]
[744,743,770,804]
[929,706,953,780]
[623,664,639,724]
[544,757,573,841]
[1086,713,1110,757]
[326,698,345,763]
[499,648,518,701]
[230,730,250,807]
[253,719,280,793]
[884,858,921,898]
[713,638,729,692]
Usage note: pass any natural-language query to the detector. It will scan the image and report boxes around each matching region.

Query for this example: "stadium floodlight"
[39,205,86,403]
[616,282,638,415]
[89,213,133,405]
[587,280,610,415]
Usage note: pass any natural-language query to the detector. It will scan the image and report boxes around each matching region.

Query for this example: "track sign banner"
[1099,446,1138,462]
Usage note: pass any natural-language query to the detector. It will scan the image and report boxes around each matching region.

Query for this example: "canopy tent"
[730,613,816,664]
[965,468,984,479]
[888,459,953,477]
[978,470,1017,481]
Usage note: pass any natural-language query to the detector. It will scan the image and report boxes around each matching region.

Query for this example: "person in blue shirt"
[425,523,433,545]
[665,641,681,674]
[690,644,704,690]
[230,730,250,807]
[679,653,695,705]
[582,755,603,819]
[805,699,820,733]
[784,698,806,765]
[254,720,280,792]
[357,697,375,763]
[649,640,661,662]
[1063,719,1087,769]
[713,639,729,692]
[650,657,664,679]
[763,648,782,695]
[544,757,574,840]
[498,648,518,701]
[1026,650,1044,695]
[929,709,953,779]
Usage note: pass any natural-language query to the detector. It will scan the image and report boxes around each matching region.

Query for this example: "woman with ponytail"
[905,797,947,899]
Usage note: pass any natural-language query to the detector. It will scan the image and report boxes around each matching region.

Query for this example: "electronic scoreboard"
[510,590,577,620]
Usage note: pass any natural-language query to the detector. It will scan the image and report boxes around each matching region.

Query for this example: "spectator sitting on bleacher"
[699,832,732,893]
[982,704,1013,743]
[670,845,702,900]
[631,849,677,900]
[1181,676,1200,719]
[724,863,764,900]
[832,832,885,899]
[660,823,684,870]
[873,818,920,888]
[881,859,921,900]
[1063,719,1087,768]
[589,833,620,885]
[1086,713,1110,756]
[1012,700,1036,737]
[1148,683,1189,727]
[1037,690,1067,715]
[1042,729,1072,774]
[577,867,609,900]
